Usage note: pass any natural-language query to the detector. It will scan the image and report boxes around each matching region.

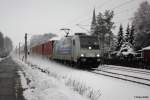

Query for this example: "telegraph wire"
[111,0,136,10]
[62,0,141,32]
[62,0,111,29]
[76,0,138,27]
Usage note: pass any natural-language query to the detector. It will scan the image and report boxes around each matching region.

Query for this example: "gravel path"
[0,57,24,100]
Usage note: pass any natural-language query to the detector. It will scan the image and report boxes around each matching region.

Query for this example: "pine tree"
[129,24,135,45]
[125,24,130,42]
[116,24,124,51]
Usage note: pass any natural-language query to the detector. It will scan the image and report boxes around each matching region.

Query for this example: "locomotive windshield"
[79,36,99,49]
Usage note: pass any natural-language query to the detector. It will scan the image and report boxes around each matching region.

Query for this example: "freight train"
[31,33,101,69]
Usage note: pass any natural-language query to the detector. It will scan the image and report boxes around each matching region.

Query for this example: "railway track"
[101,65,150,75]
[91,71,150,86]
[91,65,150,87]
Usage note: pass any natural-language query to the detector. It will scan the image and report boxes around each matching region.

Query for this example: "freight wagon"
[31,41,54,58]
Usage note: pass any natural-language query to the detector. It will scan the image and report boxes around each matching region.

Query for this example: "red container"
[31,40,54,59]
[42,41,52,57]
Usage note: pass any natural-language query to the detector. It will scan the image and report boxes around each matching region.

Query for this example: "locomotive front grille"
[86,53,95,57]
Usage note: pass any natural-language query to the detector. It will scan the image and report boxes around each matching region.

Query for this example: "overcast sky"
[0,0,149,46]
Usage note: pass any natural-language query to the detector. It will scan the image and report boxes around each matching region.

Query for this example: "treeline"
[116,24,135,51]
[112,1,150,66]
[116,1,150,51]
[0,32,13,57]
[91,1,150,54]
[101,1,150,68]
[133,1,150,50]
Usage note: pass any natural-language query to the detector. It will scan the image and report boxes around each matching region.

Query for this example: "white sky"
[0,0,149,46]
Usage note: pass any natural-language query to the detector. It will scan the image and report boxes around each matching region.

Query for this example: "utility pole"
[24,33,27,62]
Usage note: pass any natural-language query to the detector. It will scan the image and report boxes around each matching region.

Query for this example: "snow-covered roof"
[122,50,136,56]
[142,46,150,50]
[116,42,136,56]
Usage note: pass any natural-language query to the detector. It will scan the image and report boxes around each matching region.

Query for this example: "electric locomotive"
[52,33,101,68]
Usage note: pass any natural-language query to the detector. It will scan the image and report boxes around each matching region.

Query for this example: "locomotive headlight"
[89,46,92,50]
[96,54,100,57]
[81,54,84,57]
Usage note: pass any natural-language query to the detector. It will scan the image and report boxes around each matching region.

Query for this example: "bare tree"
[132,1,150,50]
[4,36,13,55]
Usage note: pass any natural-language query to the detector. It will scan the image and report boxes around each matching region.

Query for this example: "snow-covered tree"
[92,10,115,55]
[116,24,124,51]
[0,32,13,57]
[95,10,114,37]
[132,1,150,50]
[129,24,135,45]
[117,42,135,59]
[125,24,130,42]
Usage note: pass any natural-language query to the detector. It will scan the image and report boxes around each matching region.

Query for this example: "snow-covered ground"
[15,57,89,100]
[14,55,150,100]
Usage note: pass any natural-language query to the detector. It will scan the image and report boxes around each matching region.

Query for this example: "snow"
[66,70,150,100]
[14,57,89,100]
[117,42,136,56]
[0,56,8,62]
[13,54,150,100]
[142,46,150,50]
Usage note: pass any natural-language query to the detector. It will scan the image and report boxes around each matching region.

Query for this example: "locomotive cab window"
[79,36,99,49]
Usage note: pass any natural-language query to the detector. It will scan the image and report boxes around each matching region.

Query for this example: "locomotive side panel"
[52,37,72,61]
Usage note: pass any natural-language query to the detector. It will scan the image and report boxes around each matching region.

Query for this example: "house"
[142,46,150,64]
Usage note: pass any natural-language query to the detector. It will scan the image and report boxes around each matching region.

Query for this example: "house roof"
[142,46,150,50]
